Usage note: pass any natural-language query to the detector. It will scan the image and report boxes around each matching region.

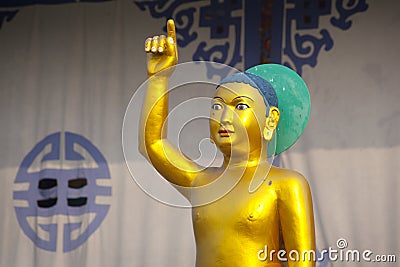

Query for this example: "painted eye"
[212,103,222,110]
[236,103,249,110]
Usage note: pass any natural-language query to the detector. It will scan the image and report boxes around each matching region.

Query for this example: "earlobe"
[263,127,273,141]
[263,106,280,141]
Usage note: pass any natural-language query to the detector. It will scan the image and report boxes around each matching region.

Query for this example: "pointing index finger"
[167,19,176,43]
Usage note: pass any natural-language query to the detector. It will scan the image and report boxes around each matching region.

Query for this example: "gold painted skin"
[139,20,315,267]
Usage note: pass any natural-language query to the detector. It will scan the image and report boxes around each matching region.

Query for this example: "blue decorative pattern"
[0,10,18,29]
[288,0,332,30]
[194,0,242,78]
[198,0,242,40]
[13,132,111,252]
[135,0,199,47]
[0,0,111,28]
[331,0,369,30]
[0,0,110,6]
[134,0,243,79]
[0,0,370,77]
[276,0,369,75]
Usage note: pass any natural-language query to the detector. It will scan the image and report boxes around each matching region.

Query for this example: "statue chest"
[192,183,279,240]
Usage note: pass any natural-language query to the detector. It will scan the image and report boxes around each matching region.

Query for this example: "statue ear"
[263,107,280,141]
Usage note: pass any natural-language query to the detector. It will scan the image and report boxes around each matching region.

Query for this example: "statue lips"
[218,128,234,137]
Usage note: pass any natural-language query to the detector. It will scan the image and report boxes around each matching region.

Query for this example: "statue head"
[210,64,311,158]
[209,73,280,158]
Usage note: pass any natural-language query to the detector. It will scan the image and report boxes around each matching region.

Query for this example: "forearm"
[138,73,199,187]
[139,75,169,158]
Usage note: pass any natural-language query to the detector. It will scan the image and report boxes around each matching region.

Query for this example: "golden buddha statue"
[139,19,315,267]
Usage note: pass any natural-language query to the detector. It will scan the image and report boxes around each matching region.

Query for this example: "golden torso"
[191,166,293,267]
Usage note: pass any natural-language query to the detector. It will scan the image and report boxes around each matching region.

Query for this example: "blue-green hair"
[217,72,278,115]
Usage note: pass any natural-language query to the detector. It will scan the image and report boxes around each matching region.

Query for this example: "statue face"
[209,82,267,157]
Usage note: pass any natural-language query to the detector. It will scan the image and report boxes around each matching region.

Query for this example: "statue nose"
[221,106,233,124]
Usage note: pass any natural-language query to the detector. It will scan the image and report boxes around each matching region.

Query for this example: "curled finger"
[158,35,166,53]
[150,36,159,53]
[144,37,152,52]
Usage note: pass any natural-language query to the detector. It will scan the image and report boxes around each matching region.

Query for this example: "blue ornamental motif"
[331,0,369,30]
[0,0,370,76]
[13,132,111,252]
[194,0,242,78]
[0,0,110,29]
[135,0,369,76]
[283,0,335,74]
[0,10,18,29]
[281,0,369,74]
[135,0,199,47]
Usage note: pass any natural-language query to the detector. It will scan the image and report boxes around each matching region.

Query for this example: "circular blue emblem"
[13,132,111,252]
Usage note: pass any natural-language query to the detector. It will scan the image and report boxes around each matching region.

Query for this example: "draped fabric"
[0,1,399,267]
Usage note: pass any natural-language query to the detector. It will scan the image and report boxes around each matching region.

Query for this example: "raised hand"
[145,19,178,77]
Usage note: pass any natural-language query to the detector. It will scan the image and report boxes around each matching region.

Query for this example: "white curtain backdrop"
[0,1,399,267]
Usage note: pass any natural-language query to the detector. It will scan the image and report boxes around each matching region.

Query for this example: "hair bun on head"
[246,64,311,156]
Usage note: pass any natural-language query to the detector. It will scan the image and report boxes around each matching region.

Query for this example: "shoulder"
[269,166,311,197]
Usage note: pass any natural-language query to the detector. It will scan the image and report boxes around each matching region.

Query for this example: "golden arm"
[138,19,201,188]
[278,174,316,267]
